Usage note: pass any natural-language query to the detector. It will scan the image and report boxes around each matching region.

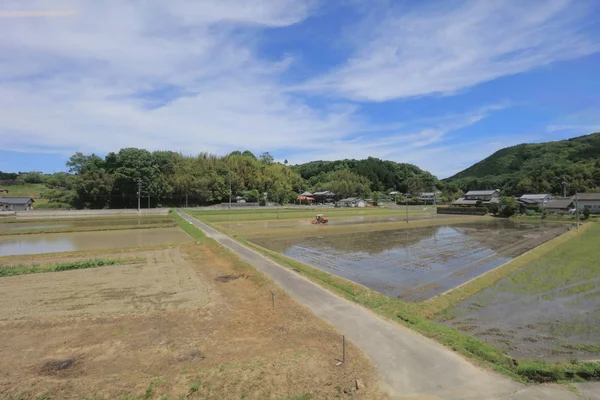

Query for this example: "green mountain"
[445,132,600,195]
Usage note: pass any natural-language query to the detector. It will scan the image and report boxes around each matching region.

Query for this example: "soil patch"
[0,241,384,399]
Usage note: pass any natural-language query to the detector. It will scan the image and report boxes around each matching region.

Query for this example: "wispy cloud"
[300,0,599,101]
[0,0,597,178]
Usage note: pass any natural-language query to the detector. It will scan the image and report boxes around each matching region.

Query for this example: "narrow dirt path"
[178,211,586,399]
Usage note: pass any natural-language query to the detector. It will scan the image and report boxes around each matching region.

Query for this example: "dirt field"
[0,242,384,399]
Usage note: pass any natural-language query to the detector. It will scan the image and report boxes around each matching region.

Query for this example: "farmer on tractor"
[312,214,328,224]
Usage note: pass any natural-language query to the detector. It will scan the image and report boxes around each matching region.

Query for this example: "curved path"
[179,211,587,399]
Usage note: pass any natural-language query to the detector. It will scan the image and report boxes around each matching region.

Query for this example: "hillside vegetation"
[446,132,600,195]
[1,150,441,209]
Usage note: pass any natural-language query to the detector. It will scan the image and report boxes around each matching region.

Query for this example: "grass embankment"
[0,257,144,277]
[189,207,433,223]
[194,211,600,383]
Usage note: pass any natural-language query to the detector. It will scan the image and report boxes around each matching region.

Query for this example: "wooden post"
[271,291,275,310]
[342,335,346,363]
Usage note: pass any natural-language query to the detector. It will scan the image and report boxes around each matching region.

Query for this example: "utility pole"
[137,179,141,212]
[562,178,568,198]
[185,193,188,208]
[405,195,409,223]
[148,194,150,209]
[229,170,232,210]
[575,192,580,230]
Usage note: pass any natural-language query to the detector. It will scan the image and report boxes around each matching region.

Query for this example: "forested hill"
[0,150,441,209]
[293,158,437,193]
[445,132,600,195]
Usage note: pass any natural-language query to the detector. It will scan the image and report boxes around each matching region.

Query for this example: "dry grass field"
[0,241,384,399]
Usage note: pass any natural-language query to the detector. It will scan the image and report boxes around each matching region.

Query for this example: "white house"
[575,193,600,213]
[518,194,553,207]
[453,189,500,207]
[419,191,441,203]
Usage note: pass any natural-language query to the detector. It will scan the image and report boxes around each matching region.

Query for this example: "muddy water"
[252,220,570,301]
[0,218,173,231]
[437,271,600,361]
[0,228,190,256]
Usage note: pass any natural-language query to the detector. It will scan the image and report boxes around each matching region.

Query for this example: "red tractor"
[312,214,329,224]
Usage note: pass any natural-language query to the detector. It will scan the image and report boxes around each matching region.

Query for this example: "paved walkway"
[179,211,593,399]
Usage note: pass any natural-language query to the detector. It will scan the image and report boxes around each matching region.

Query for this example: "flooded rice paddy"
[0,227,190,256]
[436,223,600,361]
[251,220,570,301]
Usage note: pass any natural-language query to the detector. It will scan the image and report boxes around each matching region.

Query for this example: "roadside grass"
[0,257,143,277]
[0,222,177,236]
[188,207,433,223]
[190,212,600,383]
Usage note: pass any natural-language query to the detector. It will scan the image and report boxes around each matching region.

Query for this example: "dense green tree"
[499,196,519,218]
[446,132,600,195]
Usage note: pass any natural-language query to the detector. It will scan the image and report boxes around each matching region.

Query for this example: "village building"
[313,191,336,203]
[0,197,34,211]
[336,198,366,208]
[575,193,600,213]
[452,189,500,207]
[544,198,574,214]
[517,194,553,210]
[419,191,441,204]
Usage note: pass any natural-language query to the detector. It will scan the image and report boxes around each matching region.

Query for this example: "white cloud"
[0,0,351,156]
[285,103,511,178]
[299,0,599,101]
[0,0,596,179]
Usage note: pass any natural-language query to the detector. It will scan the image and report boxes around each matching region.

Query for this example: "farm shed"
[0,197,34,211]
[544,198,574,213]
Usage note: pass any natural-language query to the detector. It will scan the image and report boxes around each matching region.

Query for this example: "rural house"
[452,189,500,207]
[544,198,574,214]
[419,191,441,204]
[336,198,366,208]
[0,189,8,194]
[313,191,336,203]
[518,194,553,208]
[575,193,600,213]
[0,197,34,211]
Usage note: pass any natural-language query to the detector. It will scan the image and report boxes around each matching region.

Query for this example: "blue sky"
[1,0,599,178]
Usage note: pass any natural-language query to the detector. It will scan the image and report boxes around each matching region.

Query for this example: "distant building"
[452,189,500,207]
[313,191,336,203]
[419,191,441,204]
[518,194,553,208]
[575,193,600,213]
[0,189,8,194]
[336,198,366,208]
[544,198,574,213]
[0,197,34,211]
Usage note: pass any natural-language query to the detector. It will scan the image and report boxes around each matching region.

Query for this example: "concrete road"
[178,211,596,399]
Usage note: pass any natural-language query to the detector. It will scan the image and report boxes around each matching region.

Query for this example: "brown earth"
[0,242,384,399]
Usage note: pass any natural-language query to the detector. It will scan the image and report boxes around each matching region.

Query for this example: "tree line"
[1,149,451,209]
